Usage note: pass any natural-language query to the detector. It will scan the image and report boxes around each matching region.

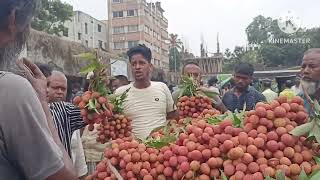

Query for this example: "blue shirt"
[298,92,313,117]
[222,87,266,112]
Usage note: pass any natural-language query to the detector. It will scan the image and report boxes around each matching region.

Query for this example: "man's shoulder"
[0,72,35,95]
[115,84,132,95]
[151,81,167,88]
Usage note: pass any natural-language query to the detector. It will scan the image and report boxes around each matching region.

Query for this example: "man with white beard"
[0,0,77,179]
[300,48,320,116]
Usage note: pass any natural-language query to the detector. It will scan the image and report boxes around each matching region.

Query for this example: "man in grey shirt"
[0,0,77,179]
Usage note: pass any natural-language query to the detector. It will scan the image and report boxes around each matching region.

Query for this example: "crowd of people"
[1,0,320,179]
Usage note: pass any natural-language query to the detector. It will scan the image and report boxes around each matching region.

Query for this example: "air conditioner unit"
[120,36,126,41]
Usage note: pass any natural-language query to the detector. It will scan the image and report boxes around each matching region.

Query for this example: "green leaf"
[220,170,228,180]
[264,176,276,180]
[88,99,96,110]
[275,170,285,180]
[314,156,320,164]
[199,90,219,99]
[313,124,320,144]
[315,100,320,112]
[232,113,242,128]
[290,122,314,137]
[207,117,223,125]
[309,170,320,180]
[299,168,308,180]
[74,53,97,62]
[79,62,100,74]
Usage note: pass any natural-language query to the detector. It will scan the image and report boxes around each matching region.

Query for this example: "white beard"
[300,79,320,96]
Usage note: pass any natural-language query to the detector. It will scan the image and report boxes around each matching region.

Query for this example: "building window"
[113,42,125,49]
[113,11,123,18]
[98,40,103,48]
[63,28,68,37]
[113,26,125,34]
[144,25,149,33]
[128,25,138,32]
[127,9,138,17]
[85,40,88,47]
[128,41,139,48]
[112,0,122,3]
[85,23,88,34]
[78,33,81,40]
[98,24,102,32]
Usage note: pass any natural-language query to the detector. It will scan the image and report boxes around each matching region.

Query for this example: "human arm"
[17,59,77,180]
[71,130,88,178]
[164,84,178,119]
[0,73,77,180]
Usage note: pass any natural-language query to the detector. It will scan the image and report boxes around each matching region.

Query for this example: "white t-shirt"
[115,81,176,139]
[71,130,88,177]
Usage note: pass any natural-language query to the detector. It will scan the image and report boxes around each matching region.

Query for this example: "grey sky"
[63,0,320,56]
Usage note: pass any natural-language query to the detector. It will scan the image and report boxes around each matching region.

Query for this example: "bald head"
[47,71,68,103]
[183,63,202,83]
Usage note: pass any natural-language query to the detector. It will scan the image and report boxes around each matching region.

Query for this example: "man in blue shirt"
[299,48,320,116]
[222,62,266,112]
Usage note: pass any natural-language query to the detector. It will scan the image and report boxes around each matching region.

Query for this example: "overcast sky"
[63,0,320,56]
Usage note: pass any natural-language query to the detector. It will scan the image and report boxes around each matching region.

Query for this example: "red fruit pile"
[73,91,113,130]
[97,114,132,144]
[177,95,214,119]
[88,96,319,180]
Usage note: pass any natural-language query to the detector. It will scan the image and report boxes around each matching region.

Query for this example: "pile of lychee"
[87,96,318,180]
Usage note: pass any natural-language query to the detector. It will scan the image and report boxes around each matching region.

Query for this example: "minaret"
[217,33,220,54]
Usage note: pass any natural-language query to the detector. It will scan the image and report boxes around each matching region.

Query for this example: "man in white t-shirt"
[115,45,177,139]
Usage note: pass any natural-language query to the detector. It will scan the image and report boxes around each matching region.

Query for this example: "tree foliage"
[31,0,73,36]
[168,34,183,72]
[223,15,320,72]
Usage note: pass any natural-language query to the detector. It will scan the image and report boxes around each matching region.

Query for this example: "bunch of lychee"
[177,95,213,119]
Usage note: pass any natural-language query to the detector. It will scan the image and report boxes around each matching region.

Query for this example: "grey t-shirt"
[0,72,64,180]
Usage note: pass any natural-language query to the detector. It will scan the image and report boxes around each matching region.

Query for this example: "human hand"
[17,58,48,102]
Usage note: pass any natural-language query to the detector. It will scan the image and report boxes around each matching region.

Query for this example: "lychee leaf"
[309,169,320,180]
[275,171,285,180]
[290,121,314,137]
[298,168,308,180]
[314,156,320,165]
[220,170,228,180]
[264,176,276,180]
[313,125,320,144]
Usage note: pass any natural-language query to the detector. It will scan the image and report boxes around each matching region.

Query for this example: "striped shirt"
[49,101,87,157]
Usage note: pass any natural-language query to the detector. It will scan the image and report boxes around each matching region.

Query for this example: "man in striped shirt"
[37,64,87,156]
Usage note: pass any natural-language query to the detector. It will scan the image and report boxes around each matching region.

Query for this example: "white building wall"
[63,11,108,50]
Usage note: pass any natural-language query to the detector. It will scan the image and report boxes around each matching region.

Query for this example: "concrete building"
[62,11,108,50]
[107,0,170,70]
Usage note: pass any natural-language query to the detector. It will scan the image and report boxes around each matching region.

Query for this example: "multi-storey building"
[63,11,108,50]
[108,0,169,70]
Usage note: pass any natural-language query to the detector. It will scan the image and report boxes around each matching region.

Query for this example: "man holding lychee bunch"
[172,62,228,113]
[114,45,177,140]
[300,48,320,116]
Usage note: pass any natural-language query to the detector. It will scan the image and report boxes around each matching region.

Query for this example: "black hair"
[285,80,293,88]
[71,82,81,90]
[263,81,272,88]
[35,62,52,78]
[115,75,129,84]
[208,76,218,86]
[234,62,254,77]
[127,44,152,63]
[0,0,39,31]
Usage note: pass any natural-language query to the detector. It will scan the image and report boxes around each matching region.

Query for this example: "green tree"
[168,34,183,72]
[31,0,73,36]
